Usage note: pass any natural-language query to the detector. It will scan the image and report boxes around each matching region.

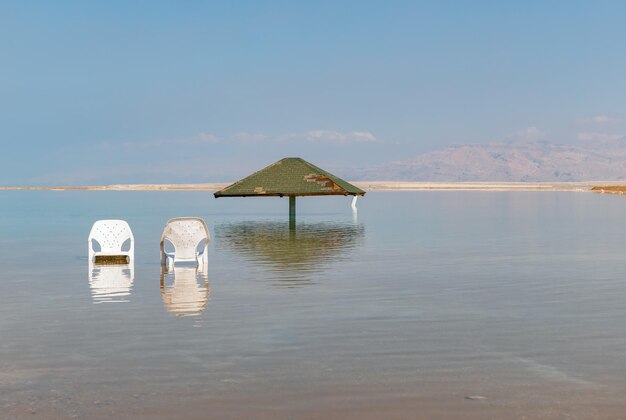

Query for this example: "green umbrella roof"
[214,157,365,198]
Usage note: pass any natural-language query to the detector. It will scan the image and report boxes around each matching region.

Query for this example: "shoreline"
[1,181,624,192]
[4,375,626,419]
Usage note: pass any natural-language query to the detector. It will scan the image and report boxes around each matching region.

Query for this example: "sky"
[2,0,626,185]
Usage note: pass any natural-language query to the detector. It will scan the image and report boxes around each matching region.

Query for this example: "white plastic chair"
[88,220,135,263]
[160,217,210,267]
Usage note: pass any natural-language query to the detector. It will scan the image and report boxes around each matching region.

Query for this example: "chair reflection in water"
[160,217,210,269]
[88,261,134,303]
[87,220,135,303]
[160,264,210,317]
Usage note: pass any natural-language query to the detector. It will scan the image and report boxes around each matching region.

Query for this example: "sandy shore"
[590,185,626,194]
[0,183,229,191]
[4,376,626,420]
[2,181,624,192]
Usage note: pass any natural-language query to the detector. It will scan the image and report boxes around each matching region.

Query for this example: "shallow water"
[2,191,626,419]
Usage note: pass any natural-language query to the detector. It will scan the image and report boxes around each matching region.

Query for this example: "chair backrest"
[88,220,134,254]
[160,217,210,261]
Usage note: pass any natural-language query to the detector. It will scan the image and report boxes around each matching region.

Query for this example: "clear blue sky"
[2,1,626,184]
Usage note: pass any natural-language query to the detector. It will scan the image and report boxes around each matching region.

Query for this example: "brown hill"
[352,139,626,182]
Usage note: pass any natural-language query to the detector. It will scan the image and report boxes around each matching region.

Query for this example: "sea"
[2,190,626,419]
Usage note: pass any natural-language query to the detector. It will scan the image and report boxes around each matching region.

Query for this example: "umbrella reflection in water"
[215,221,365,287]
[88,261,134,303]
[160,264,210,317]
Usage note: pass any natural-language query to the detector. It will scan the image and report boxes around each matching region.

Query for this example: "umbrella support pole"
[351,196,358,211]
[289,196,296,224]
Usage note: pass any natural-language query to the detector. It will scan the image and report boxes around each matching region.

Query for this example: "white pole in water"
[351,196,358,211]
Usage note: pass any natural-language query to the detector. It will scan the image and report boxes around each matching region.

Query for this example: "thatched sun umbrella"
[214,157,365,220]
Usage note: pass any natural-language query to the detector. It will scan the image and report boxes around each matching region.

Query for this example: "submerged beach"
[2,190,626,419]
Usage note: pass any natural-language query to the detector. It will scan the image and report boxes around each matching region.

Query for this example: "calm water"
[2,191,626,419]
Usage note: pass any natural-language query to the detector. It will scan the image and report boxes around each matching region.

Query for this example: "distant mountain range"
[351,138,626,182]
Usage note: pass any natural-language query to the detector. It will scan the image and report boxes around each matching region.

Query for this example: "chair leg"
[202,244,208,266]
